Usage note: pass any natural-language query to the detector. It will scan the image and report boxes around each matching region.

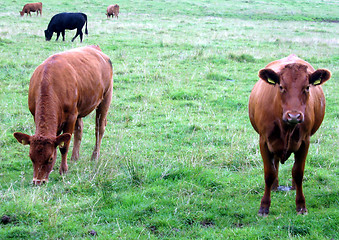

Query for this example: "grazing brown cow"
[14,45,113,185]
[248,54,331,216]
[106,4,119,19]
[20,2,42,16]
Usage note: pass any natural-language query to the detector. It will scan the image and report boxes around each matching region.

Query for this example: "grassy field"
[0,0,338,239]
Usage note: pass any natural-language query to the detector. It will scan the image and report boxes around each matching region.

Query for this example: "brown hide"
[20,2,42,16]
[248,54,331,215]
[14,45,113,185]
[106,4,119,19]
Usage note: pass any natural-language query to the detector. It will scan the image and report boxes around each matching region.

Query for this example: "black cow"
[44,13,88,42]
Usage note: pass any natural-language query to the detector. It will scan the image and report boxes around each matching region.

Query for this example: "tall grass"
[0,0,338,239]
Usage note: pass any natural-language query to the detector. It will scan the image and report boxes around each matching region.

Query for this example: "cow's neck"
[268,119,302,163]
[282,123,299,145]
[34,80,60,136]
[280,121,301,162]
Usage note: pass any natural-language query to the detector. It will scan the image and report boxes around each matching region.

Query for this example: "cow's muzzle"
[284,111,304,125]
[32,178,48,185]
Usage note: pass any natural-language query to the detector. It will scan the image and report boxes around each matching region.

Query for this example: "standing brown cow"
[20,2,42,16]
[14,46,113,185]
[248,54,331,216]
[106,4,119,19]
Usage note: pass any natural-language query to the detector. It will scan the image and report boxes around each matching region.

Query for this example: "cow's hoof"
[71,155,79,161]
[59,165,68,175]
[91,151,99,161]
[258,207,269,217]
[297,207,308,215]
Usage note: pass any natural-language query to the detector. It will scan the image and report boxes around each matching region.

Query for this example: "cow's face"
[19,11,24,16]
[29,136,58,184]
[44,30,53,41]
[13,132,70,185]
[259,63,331,125]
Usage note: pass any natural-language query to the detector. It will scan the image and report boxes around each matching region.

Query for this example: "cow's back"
[265,54,315,74]
[29,46,112,118]
[107,5,114,13]
[48,13,86,30]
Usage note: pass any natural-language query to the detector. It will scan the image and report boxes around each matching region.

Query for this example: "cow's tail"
[82,13,88,35]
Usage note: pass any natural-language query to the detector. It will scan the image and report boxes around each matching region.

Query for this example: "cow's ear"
[259,69,280,85]
[14,132,31,145]
[309,69,331,86]
[55,133,71,148]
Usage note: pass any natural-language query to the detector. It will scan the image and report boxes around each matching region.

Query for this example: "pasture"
[0,0,338,239]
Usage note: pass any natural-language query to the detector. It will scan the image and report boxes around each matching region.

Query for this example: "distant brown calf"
[106,4,119,19]
[14,46,113,185]
[20,2,42,16]
[249,55,331,216]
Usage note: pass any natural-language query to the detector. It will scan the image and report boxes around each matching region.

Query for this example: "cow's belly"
[75,79,107,118]
[77,97,103,118]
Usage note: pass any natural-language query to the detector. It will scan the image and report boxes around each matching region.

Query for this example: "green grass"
[0,0,338,239]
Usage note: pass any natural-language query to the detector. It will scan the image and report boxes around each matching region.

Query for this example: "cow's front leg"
[56,32,60,41]
[272,156,280,190]
[71,118,83,161]
[293,140,309,214]
[259,138,276,216]
[59,118,76,174]
[62,31,65,41]
[59,140,70,174]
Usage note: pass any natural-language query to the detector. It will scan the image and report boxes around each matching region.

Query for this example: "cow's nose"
[287,113,303,124]
[32,179,41,185]
[32,179,47,185]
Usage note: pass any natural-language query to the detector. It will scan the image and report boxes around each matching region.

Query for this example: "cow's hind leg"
[293,141,309,214]
[72,29,82,42]
[79,31,83,42]
[91,87,113,160]
[259,137,276,216]
[62,31,65,41]
[71,118,83,161]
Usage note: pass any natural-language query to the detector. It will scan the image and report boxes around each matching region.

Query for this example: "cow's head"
[44,30,53,41]
[19,11,24,16]
[13,132,71,185]
[259,63,331,125]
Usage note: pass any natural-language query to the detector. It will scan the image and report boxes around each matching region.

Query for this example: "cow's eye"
[304,86,310,93]
[279,85,285,93]
[48,157,53,163]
